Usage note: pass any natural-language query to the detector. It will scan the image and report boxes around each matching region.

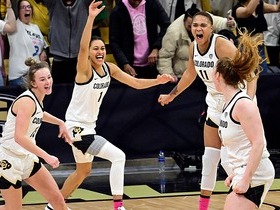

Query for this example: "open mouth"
[96,55,104,60]
[24,14,31,17]
[196,34,203,39]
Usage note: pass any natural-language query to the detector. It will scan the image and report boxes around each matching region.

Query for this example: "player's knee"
[202,147,220,176]
[48,190,65,207]
[113,150,126,164]
[201,147,221,190]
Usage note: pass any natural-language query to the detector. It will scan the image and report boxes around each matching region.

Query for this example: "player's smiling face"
[191,15,213,45]
[89,40,106,65]
[31,68,53,95]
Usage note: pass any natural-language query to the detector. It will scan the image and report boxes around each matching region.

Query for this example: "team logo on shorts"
[0,160,12,170]
[72,126,84,138]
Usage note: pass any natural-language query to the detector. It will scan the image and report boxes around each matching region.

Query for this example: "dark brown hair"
[89,35,105,48]
[192,11,213,25]
[184,3,200,21]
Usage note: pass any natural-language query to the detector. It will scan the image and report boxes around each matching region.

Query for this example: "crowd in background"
[0,0,279,87]
[0,1,278,210]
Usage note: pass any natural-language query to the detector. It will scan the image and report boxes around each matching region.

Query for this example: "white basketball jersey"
[65,63,111,133]
[218,90,270,170]
[0,90,44,156]
[193,33,221,96]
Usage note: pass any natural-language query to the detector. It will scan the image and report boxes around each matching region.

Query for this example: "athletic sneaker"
[45,203,71,210]
[117,207,126,210]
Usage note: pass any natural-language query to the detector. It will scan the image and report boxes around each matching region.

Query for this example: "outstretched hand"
[156,74,175,84]
[58,122,73,145]
[89,0,105,18]
[157,74,176,106]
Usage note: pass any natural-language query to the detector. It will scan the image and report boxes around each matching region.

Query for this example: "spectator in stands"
[158,0,202,22]
[44,2,174,210]
[44,0,107,84]
[0,0,16,86]
[7,0,48,87]
[109,0,170,79]
[158,12,257,210]
[157,4,236,82]
[0,57,72,210]
[29,0,51,65]
[29,0,49,44]
[210,0,238,17]
[232,0,280,73]
[264,0,280,67]
[11,0,49,41]
[11,0,51,64]
[214,31,275,210]
[44,0,90,84]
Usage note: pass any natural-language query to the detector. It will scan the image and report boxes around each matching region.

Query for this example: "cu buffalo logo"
[72,126,84,138]
[0,160,12,170]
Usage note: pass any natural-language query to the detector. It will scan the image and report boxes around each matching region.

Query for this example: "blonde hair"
[23,57,50,89]
[216,30,263,88]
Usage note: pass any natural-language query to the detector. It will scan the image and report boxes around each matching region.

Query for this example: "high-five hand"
[89,0,105,18]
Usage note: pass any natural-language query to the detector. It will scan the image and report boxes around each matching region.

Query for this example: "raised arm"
[76,1,105,78]
[3,0,16,33]
[263,1,280,13]
[235,0,259,18]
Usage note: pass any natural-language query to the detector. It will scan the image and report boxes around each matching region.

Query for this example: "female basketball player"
[0,58,72,210]
[158,11,257,210]
[213,31,275,210]
[45,1,174,210]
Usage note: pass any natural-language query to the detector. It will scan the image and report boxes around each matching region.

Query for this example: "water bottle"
[159,172,166,193]
[158,150,166,193]
[158,150,165,173]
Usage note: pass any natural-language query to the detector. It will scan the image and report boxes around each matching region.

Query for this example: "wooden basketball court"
[3,157,278,210]
[22,191,280,210]
[17,159,280,210]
